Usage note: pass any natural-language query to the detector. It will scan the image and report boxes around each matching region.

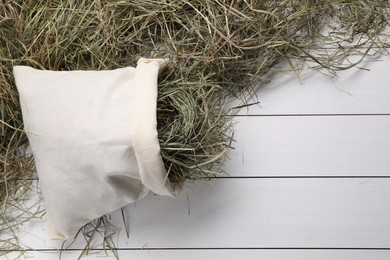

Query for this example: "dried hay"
[0,0,389,255]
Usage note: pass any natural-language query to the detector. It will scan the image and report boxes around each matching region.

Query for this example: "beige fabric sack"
[13,58,181,240]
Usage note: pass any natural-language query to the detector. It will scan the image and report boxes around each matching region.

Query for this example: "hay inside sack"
[1,0,389,251]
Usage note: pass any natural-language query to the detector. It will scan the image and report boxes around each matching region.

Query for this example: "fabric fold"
[132,58,181,197]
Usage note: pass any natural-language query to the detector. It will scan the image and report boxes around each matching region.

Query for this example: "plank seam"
[4,248,390,252]
[26,176,390,181]
[232,114,390,117]
[212,176,390,179]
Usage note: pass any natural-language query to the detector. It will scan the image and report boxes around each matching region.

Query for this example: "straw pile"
[1,0,389,253]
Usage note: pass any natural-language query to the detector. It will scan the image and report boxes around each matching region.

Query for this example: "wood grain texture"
[224,116,390,176]
[18,178,390,250]
[9,53,390,260]
[231,56,390,115]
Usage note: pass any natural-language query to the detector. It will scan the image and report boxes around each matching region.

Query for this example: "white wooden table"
[6,56,390,259]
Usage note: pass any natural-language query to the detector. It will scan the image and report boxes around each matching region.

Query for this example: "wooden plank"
[224,115,390,176]
[24,116,390,178]
[4,249,390,260]
[230,56,390,115]
[17,178,390,249]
